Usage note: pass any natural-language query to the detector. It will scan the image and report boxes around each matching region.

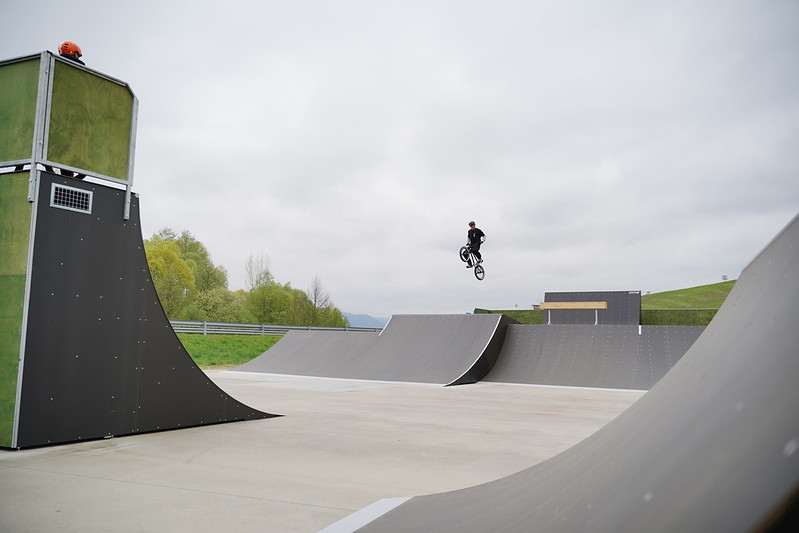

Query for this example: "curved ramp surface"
[236,314,512,385]
[484,324,703,390]
[327,214,799,532]
[235,330,380,377]
[14,173,273,448]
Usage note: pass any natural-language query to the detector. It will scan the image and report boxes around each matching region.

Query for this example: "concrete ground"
[0,371,644,533]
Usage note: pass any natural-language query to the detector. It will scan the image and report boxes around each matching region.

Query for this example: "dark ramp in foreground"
[325,214,799,532]
[236,314,515,385]
[484,324,704,390]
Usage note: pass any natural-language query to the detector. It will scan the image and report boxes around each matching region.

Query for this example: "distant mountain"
[343,312,389,329]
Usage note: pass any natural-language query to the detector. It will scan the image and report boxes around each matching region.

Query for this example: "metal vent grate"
[50,183,93,214]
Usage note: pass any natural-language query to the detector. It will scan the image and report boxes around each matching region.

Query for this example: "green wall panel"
[0,277,25,447]
[0,58,39,162]
[48,60,133,180]
[0,172,32,447]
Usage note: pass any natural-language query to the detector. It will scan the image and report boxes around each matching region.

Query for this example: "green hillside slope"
[641,280,736,309]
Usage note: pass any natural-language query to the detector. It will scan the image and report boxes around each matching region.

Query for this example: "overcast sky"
[3,0,798,318]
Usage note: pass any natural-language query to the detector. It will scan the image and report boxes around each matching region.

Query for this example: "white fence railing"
[170,320,382,336]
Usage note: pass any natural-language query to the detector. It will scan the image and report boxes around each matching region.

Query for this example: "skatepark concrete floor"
[0,371,644,533]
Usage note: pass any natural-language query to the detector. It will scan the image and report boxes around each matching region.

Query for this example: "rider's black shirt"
[468,228,485,245]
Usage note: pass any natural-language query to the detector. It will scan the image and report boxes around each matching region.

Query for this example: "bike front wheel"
[474,264,485,280]
[459,246,470,262]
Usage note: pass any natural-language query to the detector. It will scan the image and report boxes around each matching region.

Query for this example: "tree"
[245,253,273,290]
[142,227,351,327]
[304,275,330,326]
[320,306,348,328]
[303,275,350,327]
[145,227,231,319]
[194,287,249,323]
[153,228,228,292]
[144,238,196,317]
[242,280,348,327]
[245,282,296,324]
[307,275,331,309]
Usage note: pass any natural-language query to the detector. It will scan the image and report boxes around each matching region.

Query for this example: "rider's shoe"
[467,263,472,268]
[477,259,483,264]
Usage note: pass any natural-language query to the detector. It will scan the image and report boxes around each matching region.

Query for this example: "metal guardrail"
[170,320,382,336]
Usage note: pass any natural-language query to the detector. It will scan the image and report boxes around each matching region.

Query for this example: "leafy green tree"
[245,282,296,324]
[194,287,250,323]
[143,227,350,327]
[177,303,208,321]
[152,228,228,292]
[319,306,349,327]
[243,281,349,327]
[144,238,196,317]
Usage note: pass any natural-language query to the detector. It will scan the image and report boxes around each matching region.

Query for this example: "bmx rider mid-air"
[466,221,485,267]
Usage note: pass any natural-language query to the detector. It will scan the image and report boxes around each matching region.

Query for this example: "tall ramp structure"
[324,213,799,532]
[0,52,271,449]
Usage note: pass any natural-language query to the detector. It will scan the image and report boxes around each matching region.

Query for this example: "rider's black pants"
[470,243,482,260]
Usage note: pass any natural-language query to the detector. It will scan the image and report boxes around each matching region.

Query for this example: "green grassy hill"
[641,280,736,309]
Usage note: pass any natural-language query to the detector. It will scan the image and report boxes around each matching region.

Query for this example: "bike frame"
[460,244,485,280]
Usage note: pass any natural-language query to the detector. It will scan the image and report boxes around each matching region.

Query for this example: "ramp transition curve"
[236,314,515,385]
[484,324,704,390]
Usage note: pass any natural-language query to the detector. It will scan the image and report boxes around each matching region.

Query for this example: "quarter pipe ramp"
[484,324,704,390]
[9,172,274,448]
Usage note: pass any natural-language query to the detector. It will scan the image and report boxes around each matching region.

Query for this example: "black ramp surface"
[236,314,510,385]
[235,330,380,377]
[370,314,512,385]
[484,324,703,390]
[337,213,799,532]
[16,174,273,448]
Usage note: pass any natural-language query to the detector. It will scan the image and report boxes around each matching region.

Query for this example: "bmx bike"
[459,244,485,280]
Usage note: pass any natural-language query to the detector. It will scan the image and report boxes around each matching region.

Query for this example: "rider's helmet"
[59,41,83,59]
[468,221,476,226]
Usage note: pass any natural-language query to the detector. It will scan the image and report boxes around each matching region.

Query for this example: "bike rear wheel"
[474,264,485,280]
[459,246,470,262]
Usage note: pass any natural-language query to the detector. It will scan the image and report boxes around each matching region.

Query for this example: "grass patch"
[641,280,736,309]
[177,333,282,369]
